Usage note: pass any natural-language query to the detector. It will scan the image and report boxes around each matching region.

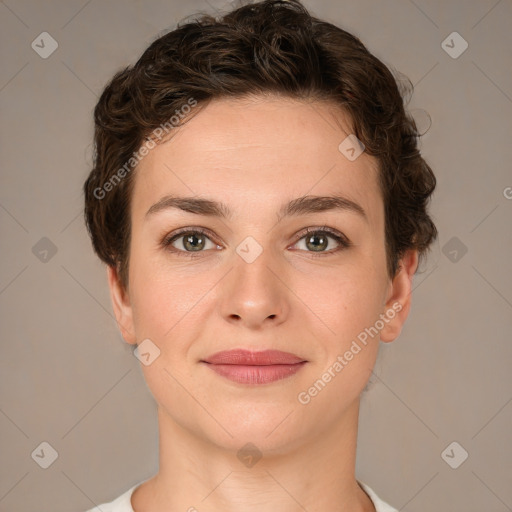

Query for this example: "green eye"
[291,227,351,257]
[161,225,351,258]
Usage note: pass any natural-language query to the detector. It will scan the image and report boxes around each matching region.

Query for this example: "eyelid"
[162,226,217,244]
[161,226,221,254]
[289,225,351,255]
[291,225,350,246]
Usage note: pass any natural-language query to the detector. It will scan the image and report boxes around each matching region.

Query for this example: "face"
[108,95,417,453]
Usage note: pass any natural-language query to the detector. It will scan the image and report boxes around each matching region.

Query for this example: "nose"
[219,242,289,329]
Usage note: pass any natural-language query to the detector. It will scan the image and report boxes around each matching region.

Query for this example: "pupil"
[185,233,204,251]
[307,234,327,252]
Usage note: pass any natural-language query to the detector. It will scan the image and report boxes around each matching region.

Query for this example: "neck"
[132,397,375,512]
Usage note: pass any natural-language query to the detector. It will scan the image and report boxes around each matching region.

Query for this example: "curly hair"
[83,0,437,290]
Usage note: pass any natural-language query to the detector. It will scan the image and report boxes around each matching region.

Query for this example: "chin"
[195,404,316,457]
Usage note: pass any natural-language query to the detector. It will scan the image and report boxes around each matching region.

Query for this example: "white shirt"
[85,480,398,512]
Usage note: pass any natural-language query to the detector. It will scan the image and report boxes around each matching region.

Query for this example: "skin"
[107,94,418,512]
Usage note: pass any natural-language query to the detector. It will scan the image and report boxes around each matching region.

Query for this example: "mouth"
[201,349,308,385]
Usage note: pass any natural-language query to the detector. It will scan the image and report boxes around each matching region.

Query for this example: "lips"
[202,349,305,365]
[201,349,307,384]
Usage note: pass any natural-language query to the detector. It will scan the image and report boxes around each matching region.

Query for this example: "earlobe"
[106,265,137,345]
[379,249,419,343]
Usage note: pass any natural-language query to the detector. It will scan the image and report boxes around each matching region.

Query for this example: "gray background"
[1,0,511,511]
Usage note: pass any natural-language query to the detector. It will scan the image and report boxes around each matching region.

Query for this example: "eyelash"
[161,226,351,259]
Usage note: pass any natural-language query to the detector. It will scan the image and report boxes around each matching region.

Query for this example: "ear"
[106,265,137,345]
[379,249,419,343]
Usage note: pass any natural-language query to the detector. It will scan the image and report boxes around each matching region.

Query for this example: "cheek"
[128,270,203,402]
[128,242,202,335]
[296,261,386,344]
[131,274,203,341]
[294,267,385,408]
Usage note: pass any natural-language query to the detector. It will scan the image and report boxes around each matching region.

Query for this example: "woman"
[83,1,437,510]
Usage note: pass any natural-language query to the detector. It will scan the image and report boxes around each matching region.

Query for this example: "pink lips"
[202,349,307,384]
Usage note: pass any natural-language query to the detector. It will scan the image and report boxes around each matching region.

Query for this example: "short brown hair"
[83,0,437,290]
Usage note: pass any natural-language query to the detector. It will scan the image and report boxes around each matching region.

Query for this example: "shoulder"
[83,482,140,512]
[357,481,399,512]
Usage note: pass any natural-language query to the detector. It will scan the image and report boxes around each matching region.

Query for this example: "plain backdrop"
[0,1,511,511]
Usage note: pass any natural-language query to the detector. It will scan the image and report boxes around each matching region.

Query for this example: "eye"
[291,227,351,256]
[162,228,220,257]
[161,226,351,258]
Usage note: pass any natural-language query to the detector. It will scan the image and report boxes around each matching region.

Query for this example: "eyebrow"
[145,194,368,223]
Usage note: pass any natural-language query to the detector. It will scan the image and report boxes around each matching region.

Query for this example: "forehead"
[132,95,383,229]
